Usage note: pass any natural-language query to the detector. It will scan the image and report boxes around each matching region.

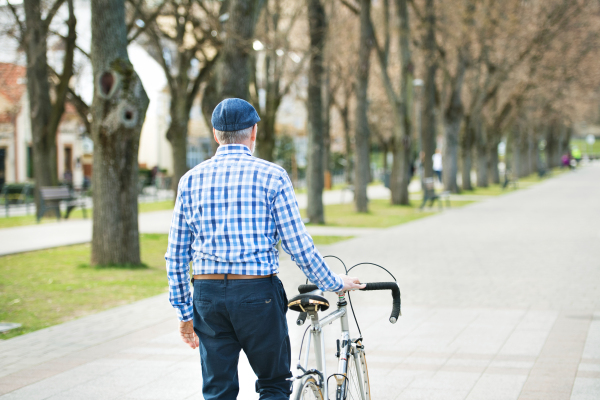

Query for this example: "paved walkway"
[0,185,398,256]
[1,165,599,399]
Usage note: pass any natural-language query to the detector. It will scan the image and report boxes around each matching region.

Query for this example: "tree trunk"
[353,0,372,213]
[322,75,331,189]
[306,0,327,223]
[90,0,149,265]
[255,109,277,161]
[23,0,58,210]
[488,138,500,184]
[443,55,465,193]
[461,115,474,190]
[421,0,436,180]
[167,97,189,189]
[475,120,488,187]
[341,103,353,184]
[218,0,261,100]
[255,52,279,162]
[389,0,412,205]
[201,78,220,156]
[545,125,557,169]
[528,130,536,176]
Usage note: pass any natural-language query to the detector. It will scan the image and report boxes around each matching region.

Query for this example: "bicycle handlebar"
[296,282,401,324]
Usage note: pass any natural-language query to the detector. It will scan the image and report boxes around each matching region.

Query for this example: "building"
[0,63,90,192]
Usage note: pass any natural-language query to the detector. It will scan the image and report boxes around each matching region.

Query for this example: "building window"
[64,146,73,183]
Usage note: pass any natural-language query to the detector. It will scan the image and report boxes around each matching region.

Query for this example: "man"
[165,98,364,400]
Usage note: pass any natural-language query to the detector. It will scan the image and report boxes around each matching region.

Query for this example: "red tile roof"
[0,62,26,105]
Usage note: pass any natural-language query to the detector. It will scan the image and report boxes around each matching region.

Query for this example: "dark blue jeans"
[193,276,292,399]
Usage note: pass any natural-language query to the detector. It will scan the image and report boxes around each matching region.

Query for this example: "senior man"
[165,98,363,400]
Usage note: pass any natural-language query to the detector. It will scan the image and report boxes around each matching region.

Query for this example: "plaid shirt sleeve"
[165,180,194,322]
[272,173,344,292]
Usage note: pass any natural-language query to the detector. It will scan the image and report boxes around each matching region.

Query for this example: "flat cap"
[211,98,261,132]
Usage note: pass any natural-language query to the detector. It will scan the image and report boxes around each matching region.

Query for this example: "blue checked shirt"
[165,144,343,321]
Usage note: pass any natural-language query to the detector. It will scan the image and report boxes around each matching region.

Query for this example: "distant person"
[572,146,582,164]
[432,149,443,183]
[562,154,572,169]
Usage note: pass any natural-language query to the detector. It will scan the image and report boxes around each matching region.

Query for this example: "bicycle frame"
[292,292,360,400]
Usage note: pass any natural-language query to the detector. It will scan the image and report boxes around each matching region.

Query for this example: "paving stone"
[1,164,600,399]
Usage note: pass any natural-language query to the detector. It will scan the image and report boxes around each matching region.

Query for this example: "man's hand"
[339,274,366,292]
[179,320,199,350]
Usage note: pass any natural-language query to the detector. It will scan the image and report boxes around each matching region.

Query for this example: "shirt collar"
[215,144,253,157]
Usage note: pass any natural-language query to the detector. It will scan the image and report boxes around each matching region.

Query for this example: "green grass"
[302,199,434,228]
[311,236,354,245]
[571,138,600,154]
[0,234,170,339]
[0,200,174,230]
[450,167,567,198]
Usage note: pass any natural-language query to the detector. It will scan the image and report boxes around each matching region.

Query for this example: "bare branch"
[186,52,220,113]
[339,0,359,15]
[6,1,24,41]
[43,0,67,29]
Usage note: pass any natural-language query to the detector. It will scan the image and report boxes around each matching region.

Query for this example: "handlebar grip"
[296,312,308,326]
[298,284,319,294]
[360,282,401,323]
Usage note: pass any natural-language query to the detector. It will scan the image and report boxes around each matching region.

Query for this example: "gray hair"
[214,126,253,144]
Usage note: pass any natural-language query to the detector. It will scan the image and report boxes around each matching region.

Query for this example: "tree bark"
[90,0,149,265]
[340,100,353,184]
[475,119,488,187]
[461,115,474,190]
[420,0,437,180]
[23,0,76,211]
[322,64,332,188]
[389,0,412,206]
[353,0,373,213]
[201,78,220,156]
[306,0,327,222]
[166,96,189,188]
[527,129,536,176]
[255,49,279,162]
[443,58,465,193]
[488,138,500,183]
[218,0,262,100]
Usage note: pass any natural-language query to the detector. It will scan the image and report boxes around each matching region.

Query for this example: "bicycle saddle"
[287,290,330,312]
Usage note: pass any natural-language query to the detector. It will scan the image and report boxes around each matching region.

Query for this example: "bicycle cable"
[297,324,311,366]
[324,256,363,339]
[303,257,398,343]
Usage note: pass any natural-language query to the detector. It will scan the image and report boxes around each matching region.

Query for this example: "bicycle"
[287,257,401,400]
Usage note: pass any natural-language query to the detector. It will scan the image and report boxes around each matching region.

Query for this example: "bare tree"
[90,0,149,265]
[131,0,220,190]
[8,0,76,210]
[305,0,327,222]
[351,0,373,212]
[251,0,305,162]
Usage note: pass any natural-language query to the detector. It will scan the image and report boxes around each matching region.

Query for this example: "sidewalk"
[1,166,599,399]
[0,184,397,256]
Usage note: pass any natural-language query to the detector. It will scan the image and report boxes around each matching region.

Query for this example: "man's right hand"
[339,274,366,292]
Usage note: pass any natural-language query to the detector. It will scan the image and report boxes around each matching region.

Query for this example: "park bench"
[2,183,34,217]
[38,186,87,222]
[420,177,450,210]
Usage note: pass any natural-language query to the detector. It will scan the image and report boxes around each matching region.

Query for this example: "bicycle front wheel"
[294,376,324,400]
[345,348,371,400]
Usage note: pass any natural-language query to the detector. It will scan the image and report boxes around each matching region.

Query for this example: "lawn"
[300,199,471,228]
[0,234,170,339]
[311,236,354,245]
[0,233,351,339]
[0,200,174,229]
